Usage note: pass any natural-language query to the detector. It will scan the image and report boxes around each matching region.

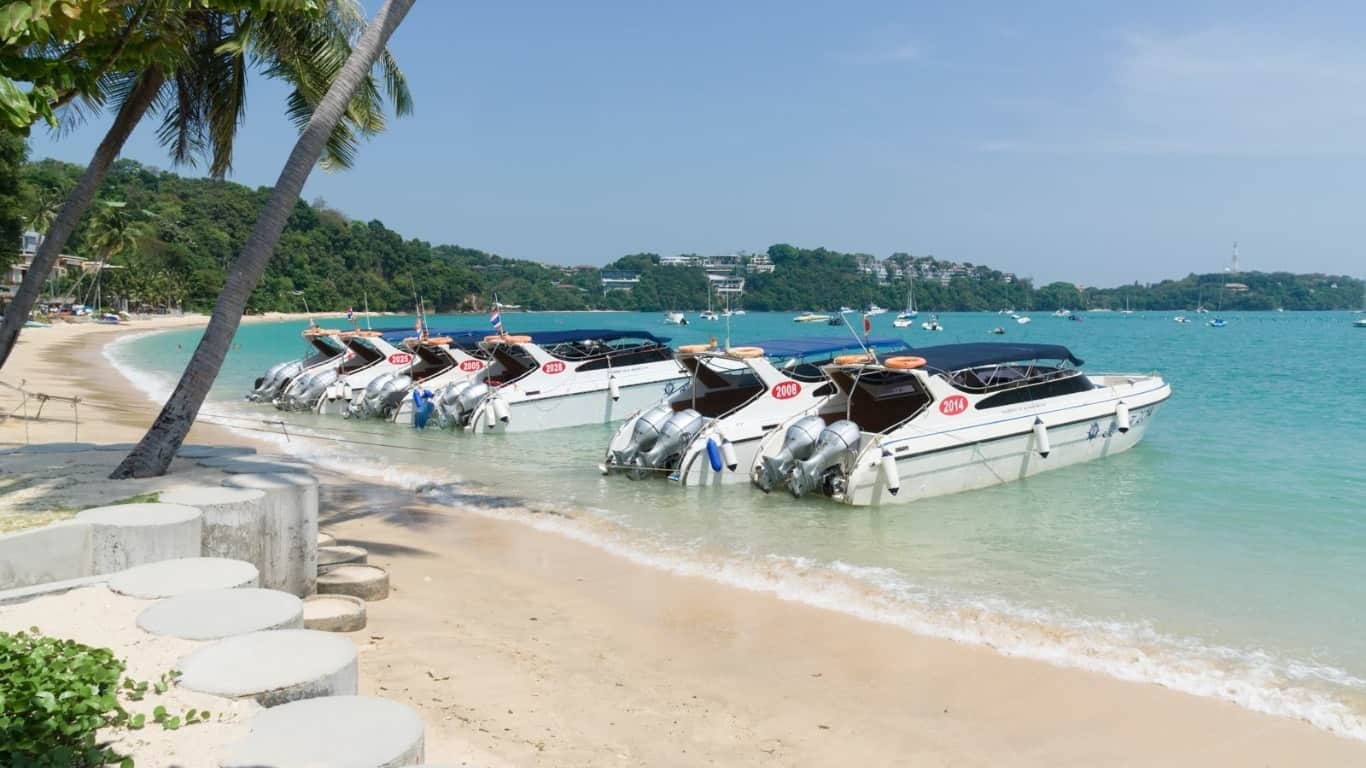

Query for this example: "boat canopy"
[744,337,909,359]
[909,343,1083,372]
[495,329,671,345]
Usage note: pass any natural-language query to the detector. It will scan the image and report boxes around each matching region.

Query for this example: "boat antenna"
[723,291,732,350]
[363,290,372,330]
[292,290,314,327]
[838,311,874,360]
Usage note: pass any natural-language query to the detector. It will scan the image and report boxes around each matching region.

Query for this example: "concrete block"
[75,503,203,575]
[319,544,368,569]
[93,442,137,452]
[159,485,266,566]
[176,444,256,459]
[0,575,108,606]
[138,588,304,640]
[302,594,367,633]
[178,629,358,707]
[108,557,259,599]
[318,531,337,548]
[221,473,319,596]
[0,522,92,590]
[10,442,97,454]
[223,696,424,768]
[317,564,389,601]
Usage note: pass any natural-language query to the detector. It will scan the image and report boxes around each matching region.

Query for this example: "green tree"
[114,0,415,478]
[0,131,24,270]
[0,0,412,368]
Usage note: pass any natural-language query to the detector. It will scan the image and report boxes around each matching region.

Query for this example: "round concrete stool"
[138,588,303,640]
[221,473,319,597]
[177,444,256,459]
[109,557,258,599]
[178,629,357,707]
[223,696,424,768]
[317,564,389,601]
[319,544,368,569]
[159,485,266,566]
[303,594,367,632]
[76,503,202,574]
[318,531,337,548]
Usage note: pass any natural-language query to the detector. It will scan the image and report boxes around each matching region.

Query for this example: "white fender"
[1115,401,1131,433]
[491,397,511,424]
[1033,417,1050,458]
[880,450,901,495]
[721,440,739,472]
[483,401,499,428]
[608,375,621,401]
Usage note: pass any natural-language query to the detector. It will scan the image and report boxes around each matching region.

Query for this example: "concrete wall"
[0,522,93,590]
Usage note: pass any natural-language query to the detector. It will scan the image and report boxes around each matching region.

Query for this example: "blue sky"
[28,1,1366,285]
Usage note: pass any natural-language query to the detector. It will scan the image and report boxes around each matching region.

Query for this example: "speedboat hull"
[470,376,684,433]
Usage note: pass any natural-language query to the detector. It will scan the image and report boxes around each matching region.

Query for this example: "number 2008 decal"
[770,381,801,400]
[459,359,484,372]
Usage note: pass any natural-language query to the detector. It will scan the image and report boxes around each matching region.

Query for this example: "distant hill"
[14,157,1364,313]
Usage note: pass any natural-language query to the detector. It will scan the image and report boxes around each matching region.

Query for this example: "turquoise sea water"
[110,310,1366,735]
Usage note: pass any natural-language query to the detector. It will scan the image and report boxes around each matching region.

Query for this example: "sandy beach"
[5,317,1366,766]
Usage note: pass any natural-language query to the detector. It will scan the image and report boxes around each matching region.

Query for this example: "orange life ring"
[725,346,765,359]
[833,353,874,365]
[483,334,532,344]
[303,327,340,337]
[884,355,927,370]
[424,336,453,345]
[678,343,715,355]
[352,330,382,338]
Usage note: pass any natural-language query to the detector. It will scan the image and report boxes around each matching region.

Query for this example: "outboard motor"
[756,415,827,492]
[279,368,339,411]
[347,372,398,418]
[432,380,474,429]
[373,373,413,418]
[786,420,862,498]
[611,403,675,469]
[638,409,705,470]
[248,359,303,402]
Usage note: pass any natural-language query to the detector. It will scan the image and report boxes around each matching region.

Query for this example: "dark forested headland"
[11,157,1364,314]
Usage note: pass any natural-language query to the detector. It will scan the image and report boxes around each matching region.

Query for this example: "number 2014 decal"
[770,381,801,400]
[541,360,566,374]
[938,394,969,416]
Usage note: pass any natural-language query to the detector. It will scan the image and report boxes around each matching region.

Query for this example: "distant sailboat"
[893,276,918,327]
[1209,242,1234,328]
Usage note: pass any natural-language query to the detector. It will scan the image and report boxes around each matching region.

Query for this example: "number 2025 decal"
[387,352,413,365]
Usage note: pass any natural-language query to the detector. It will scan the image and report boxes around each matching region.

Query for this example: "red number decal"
[770,381,802,400]
[459,359,484,372]
[542,360,566,374]
[387,352,413,365]
[939,394,969,416]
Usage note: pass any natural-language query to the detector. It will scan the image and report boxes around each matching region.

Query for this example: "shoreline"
[9,318,1366,764]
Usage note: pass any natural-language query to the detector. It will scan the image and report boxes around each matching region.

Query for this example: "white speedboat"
[338,331,495,423]
[1052,309,1072,318]
[1016,315,1032,324]
[602,337,911,485]
[446,330,687,433]
[1355,317,1366,328]
[303,330,422,415]
[247,325,351,402]
[794,312,832,323]
[664,311,688,326]
[921,314,943,331]
[699,310,720,321]
[750,342,1170,506]
[1174,315,1190,324]
[865,304,888,316]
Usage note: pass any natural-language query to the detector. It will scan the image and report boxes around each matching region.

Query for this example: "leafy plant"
[0,628,130,767]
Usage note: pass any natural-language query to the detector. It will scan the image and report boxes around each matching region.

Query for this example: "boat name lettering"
[939,394,969,416]
[770,381,802,400]
[542,360,566,375]
[459,359,484,372]
[387,352,413,365]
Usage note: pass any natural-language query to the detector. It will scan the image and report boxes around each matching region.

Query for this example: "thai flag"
[490,308,503,332]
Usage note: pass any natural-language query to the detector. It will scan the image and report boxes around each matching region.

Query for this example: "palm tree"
[112,0,415,478]
[0,1,412,368]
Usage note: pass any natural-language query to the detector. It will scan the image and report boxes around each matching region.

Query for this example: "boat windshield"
[303,336,345,367]
[675,357,765,416]
[944,362,1093,409]
[550,337,674,371]
[339,338,383,373]
[825,368,932,434]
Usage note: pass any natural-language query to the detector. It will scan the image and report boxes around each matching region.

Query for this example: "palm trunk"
[0,68,164,369]
[112,0,416,479]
